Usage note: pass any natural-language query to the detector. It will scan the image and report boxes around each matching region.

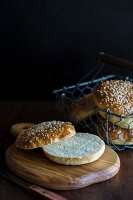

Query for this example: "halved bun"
[42,133,105,165]
[15,121,76,150]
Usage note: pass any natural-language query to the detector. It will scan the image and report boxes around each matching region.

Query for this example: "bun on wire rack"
[93,117,133,146]
[67,93,95,123]
[93,79,133,129]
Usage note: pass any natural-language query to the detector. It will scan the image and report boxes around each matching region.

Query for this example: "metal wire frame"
[94,108,133,151]
[53,61,133,151]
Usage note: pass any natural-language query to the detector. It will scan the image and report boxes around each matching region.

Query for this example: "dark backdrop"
[0,1,133,99]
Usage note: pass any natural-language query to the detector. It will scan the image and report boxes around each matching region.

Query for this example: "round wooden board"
[6,144,120,190]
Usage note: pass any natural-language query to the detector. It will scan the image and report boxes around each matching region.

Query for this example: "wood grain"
[6,144,120,190]
[0,101,132,200]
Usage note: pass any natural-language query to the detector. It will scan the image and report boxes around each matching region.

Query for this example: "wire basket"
[53,52,133,151]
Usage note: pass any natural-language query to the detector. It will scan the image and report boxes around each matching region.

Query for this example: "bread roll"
[67,93,95,122]
[42,133,105,165]
[15,121,76,150]
[10,123,35,137]
[93,117,133,145]
[93,80,133,129]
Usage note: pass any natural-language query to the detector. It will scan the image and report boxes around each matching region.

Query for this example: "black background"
[0,1,133,100]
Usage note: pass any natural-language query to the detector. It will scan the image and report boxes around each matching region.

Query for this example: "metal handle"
[97,52,133,71]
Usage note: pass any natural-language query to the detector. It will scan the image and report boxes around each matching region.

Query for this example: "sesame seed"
[96,80,133,114]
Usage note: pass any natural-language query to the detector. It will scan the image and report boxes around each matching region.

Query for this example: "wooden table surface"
[0,101,132,200]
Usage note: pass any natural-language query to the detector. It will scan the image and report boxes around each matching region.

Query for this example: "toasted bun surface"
[67,93,95,122]
[42,133,105,165]
[93,80,133,129]
[10,123,35,137]
[15,121,76,150]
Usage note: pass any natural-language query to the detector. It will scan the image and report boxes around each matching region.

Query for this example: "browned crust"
[10,123,35,137]
[93,80,133,129]
[67,93,95,122]
[93,80,133,116]
[94,119,133,145]
[15,121,76,150]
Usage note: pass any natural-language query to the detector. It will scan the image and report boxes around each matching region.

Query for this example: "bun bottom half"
[44,146,105,165]
[42,133,105,165]
[93,117,133,146]
[99,110,133,130]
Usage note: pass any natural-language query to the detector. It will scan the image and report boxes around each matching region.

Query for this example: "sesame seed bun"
[15,121,76,150]
[67,93,95,122]
[93,117,133,145]
[93,80,133,129]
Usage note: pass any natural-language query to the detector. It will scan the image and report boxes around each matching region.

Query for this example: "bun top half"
[15,121,76,150]
[93,79,133,116]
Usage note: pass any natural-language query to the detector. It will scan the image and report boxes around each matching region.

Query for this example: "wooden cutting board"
[6,144,120,190]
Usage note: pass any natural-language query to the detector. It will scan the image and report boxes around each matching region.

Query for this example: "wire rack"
[53,52,133,151]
